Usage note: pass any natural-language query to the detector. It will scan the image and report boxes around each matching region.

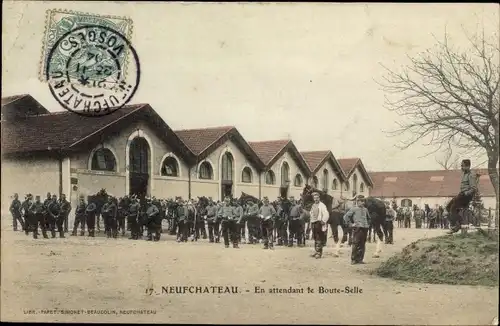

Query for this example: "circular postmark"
[45,24,140,117]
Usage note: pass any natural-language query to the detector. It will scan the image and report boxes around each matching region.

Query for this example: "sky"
[2,2,499,172]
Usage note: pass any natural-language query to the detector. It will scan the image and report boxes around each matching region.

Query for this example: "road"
[1,225,498,325]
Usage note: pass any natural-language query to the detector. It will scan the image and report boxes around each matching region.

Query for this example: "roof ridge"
[175,125,234,132]
[248,139,290,144]
[1,94,29,106]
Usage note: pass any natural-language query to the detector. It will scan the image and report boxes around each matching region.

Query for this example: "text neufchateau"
[162,286,239,294]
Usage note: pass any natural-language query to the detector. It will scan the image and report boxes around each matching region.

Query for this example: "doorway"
[280,186,289,199]
[129,137,150,198]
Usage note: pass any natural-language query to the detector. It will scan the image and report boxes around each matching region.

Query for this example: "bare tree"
[435,144,460,170]
[379,28,499,223]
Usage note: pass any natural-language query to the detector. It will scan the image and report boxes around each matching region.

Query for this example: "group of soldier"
[394,204,450,229]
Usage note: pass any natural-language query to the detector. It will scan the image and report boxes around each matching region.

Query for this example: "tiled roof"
[1,104,147,154]
[1,94,50,118]
[175,126,234,156]
[248,140,290,166]
[369,169,497,198]
[300,151,330,172]
[338,158,359,176]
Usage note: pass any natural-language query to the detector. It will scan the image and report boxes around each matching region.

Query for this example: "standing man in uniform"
[58,194,71,238]
[217,196,239,248]
[287,196,303,247]
[414,206,424,229]
[206,199,218,243]
[42,192,52,235]
[85,198,98,237]
[343,196,371,264]
[234,200,245,244]
[21,194,33,235]
[102,197,118,238]
[384,201,395,244]
[128,196,141,240]
[72,195,87,236]
[446,159,477,234]
[186,200,197,241]
[10,193,24,232]
[145,198,160,241]
[308,192,330,259]
[30,195,48,239]
[258,196,276,250]
[47,194,61,238]
[245,200,260,244]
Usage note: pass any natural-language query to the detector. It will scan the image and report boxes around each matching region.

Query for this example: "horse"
[341,194,387,258]
[87,188,110,233]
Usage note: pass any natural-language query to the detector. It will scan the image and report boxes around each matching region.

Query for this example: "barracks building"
[1,94,374,217]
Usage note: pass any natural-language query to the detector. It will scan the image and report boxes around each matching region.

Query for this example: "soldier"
[195,199,207,240]
[329,196,343,244]
[176,198,189,242]
[217,196,239,248]
[206,199,219,243]
[85,198,98,237]
[47,194,61,238]
[43,192,52,234]
[186,200,197,241]
[403,207,412,228]
[414,206,423,229]
[384,201,395,244]
[29,195,47,239]
[429,205,438,229]
[258,197,276,250]
[21,194,33,235]
[72,195,87,236]
[275,198,289,246]
[58,194,71,238]
[10,193,24,232]
[102,197,118,238]
[308,192,330,259]
[128,196,141,240]
[117,196,128,236]
[343,196,371,264]
[396,207,404,228]
[233,200,245,244]
[245,200,260,244]
[288,197,303,247]
[145,198,160,241]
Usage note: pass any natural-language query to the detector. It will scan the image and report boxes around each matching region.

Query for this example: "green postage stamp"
[39,9,133,82]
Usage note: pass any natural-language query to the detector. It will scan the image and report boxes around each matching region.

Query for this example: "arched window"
[401,198,412,207]
[265,170,275,185]
[312,176,319,188]
[360,182,365,193]
[332,179,338,190]
[221,152,234,181]
[199,162,213,180]
[281,162,290,186]
[294,174,303,187]
[344,181,350,191]
[353,174,358,194]
[242,167,252,183]
[91,148,116,172]
[322,169,329,190]
[161,156,179,177]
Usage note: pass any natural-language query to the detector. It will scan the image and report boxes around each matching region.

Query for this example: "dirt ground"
[1,221,498,325]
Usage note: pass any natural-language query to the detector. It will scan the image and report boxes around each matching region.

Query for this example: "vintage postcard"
[1,2,499,325]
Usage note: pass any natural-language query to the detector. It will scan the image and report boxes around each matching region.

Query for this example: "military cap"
[263,196,269,201]
[462,159,471,166]
[312,191,320,196]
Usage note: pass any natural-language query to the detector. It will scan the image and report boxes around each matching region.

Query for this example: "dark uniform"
[259,198,276,250]
[343,200,371,264]
[384,205,395,244]
[102,199,118,238]
[186,203,196,240]
[128,199,141,240]
[414,208,423,229]
[58,195,71,238]
[42,194,53,235]
[218,199,239,248]
[72,197,87,236]
[85,201,98,237]
[206,203,219,243]
[275,200,289,246]
[288,201,303,247]
[176,203,188,242]
[47,196,61,238]
[145,201,161,241]
[117,197,128,236]
[195,204,207,240]
[403,208,412,228]
[10,194,24,231]
[29,196,47,239]
[245,201,260,244]
[234,203,244,243]
[21,195,33,235]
